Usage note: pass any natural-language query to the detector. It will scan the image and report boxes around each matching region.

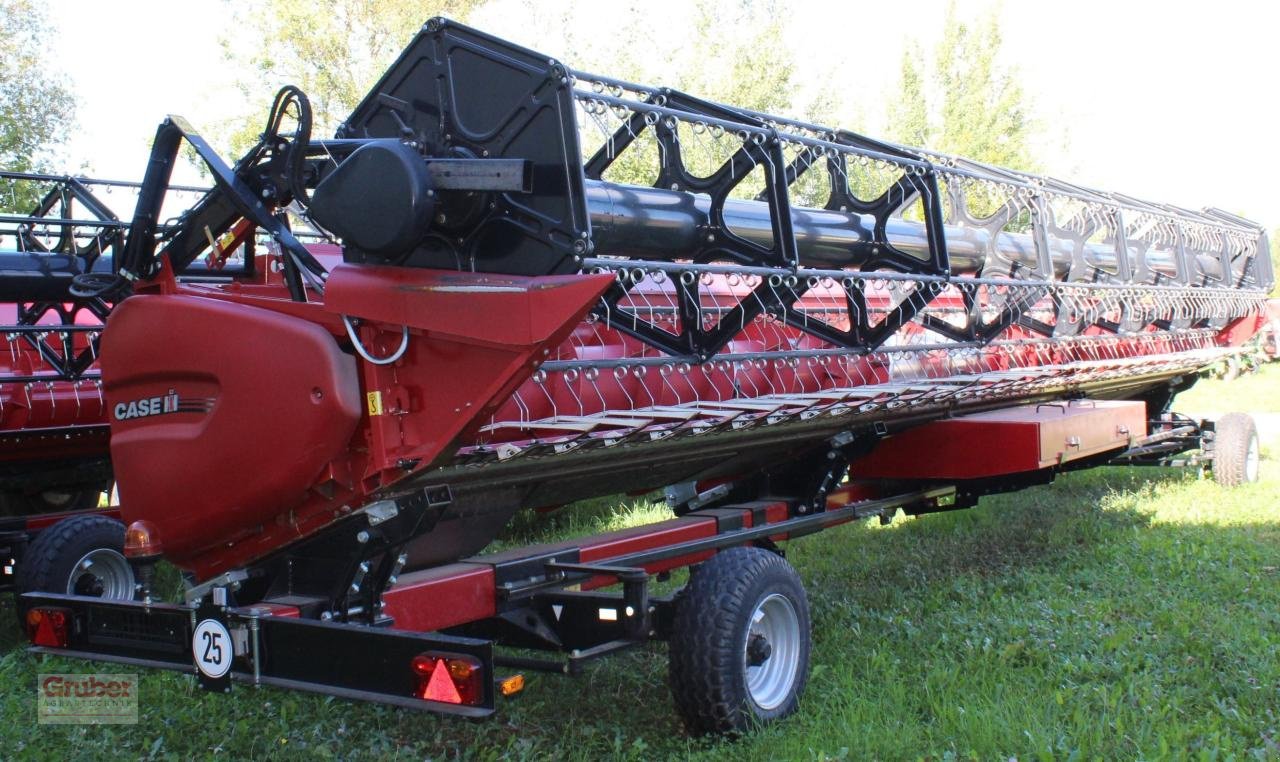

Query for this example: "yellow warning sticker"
[366,391,383,416]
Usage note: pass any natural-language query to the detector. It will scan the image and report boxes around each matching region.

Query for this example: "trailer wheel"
[1213,413,1260,487]
[668,546,811,735]
[15,515,136,600]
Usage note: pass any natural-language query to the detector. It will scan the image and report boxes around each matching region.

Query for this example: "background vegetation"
[0,0,74,211]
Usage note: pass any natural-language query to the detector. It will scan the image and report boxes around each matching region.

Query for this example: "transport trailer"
[18,18,1272,734]
[20,406,1261,730]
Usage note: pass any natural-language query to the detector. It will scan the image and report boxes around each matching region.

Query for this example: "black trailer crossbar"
[21,592,496,717]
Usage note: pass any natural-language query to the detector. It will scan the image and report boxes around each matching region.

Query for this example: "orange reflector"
[421,660,463,704]
[26,607,70,648]
[499,674,525,697]
[446,659,475,681]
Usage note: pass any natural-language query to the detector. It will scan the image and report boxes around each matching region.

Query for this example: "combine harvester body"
[14,19,1274,732]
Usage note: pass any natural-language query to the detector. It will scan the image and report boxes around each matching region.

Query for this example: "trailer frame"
[18,400,1251,725]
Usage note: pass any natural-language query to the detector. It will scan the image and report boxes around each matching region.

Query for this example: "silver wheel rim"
[743,592,801,711]
[1246,432,1260,483]
[67,548,135,599]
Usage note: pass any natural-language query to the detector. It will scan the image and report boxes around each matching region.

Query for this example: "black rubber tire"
[15,514,135,600]
[1213,412,1260,488]
[668,546,811,735]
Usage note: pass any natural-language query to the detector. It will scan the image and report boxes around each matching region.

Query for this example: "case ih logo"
[113,389,215,421]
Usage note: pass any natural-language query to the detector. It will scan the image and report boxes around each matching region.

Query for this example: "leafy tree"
[0,0,75,212]
[218,0,484,155]
[880,3,1038,223]
[479,0,820,197]
[886,2,1037,172]
[222,0,820,200]
[482,0,805,117]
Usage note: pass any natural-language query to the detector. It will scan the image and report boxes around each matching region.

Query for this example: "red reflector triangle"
[34,616,62,647]
[423,660,462,704]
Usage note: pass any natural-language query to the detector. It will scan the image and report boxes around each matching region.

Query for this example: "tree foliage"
[475,0,819,193]
[886,3,1037,172]
[220,0,818,196]
[218,0,484,155]
[0,0,75,212]
[480,0,805,118]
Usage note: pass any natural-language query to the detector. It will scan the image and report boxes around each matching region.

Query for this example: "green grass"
[3,368,1280,760]
[1175,361,1280,414]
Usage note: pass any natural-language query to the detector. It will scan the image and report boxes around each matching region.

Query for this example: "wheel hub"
[66,548,136,599]
[746,633,773,667]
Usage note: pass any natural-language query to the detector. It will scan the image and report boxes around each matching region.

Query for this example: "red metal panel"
[252,602,300,619]
[323,264,614,348]
[1217,314,1266,347]
[1029,402,1144,465]
[762,501,791,542]
[578,517,716,563]
[851,401,1146,480]
[104,295,363,566]
[324,265,615,487]
[24,508,121,531]
[579,517,717,588]
[382,564,496,634]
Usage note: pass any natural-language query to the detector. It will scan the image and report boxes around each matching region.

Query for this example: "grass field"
[2,365,1279,759]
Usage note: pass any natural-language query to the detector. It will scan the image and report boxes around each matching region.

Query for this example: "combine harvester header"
[12,18,1272,734]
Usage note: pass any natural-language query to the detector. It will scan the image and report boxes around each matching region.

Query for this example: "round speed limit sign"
[192,618,233,679]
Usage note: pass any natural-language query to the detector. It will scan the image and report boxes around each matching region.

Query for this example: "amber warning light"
[123,520,163,559]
